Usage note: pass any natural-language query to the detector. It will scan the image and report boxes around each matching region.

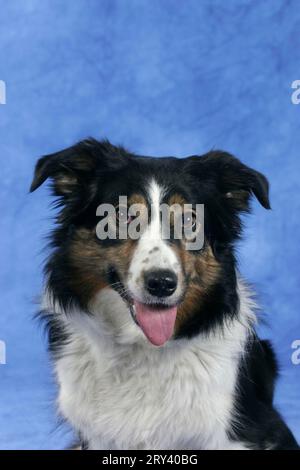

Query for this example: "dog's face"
[31,139,270,346]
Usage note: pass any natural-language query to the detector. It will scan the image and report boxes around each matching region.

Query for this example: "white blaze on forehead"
[145,179,162,241]
[128,179,180,299]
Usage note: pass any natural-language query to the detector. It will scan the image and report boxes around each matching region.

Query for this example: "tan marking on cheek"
[68,232,108,305]
[194,246,220,286]
[106,239,136,274]
[67,228,136,306]
[174,245,220,333]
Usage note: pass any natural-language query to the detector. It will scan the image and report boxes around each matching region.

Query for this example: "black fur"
[230,338,299,449]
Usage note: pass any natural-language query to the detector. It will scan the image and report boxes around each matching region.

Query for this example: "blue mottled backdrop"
[0,0,299,449]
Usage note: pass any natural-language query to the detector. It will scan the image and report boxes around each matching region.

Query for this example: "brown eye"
[116,205,133,225]
[182,210,197,229]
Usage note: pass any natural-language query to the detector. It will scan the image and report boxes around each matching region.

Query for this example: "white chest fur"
[51,281,254,450]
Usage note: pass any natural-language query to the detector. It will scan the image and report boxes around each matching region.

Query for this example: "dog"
[30,139,299,450]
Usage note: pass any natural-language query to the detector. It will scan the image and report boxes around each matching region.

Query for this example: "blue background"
[0,0,299,449]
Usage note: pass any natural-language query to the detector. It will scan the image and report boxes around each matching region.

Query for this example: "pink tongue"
[134,300,177,346]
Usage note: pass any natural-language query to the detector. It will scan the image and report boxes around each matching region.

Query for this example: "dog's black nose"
[144,270,177,298]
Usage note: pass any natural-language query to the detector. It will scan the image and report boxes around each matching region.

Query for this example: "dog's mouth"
[107,266,178,347]
[130,301,177,347]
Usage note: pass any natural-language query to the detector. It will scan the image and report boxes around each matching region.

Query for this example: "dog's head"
[31,139,270,346]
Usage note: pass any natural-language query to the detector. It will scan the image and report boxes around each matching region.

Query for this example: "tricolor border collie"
[30,139,299,450]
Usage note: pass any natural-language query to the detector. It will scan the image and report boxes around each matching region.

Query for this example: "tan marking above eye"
[168,194,187,206]
[128,194,147,206]
[125,194,148,228]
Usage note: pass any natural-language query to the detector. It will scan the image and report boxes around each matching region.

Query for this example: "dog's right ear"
[30,138,127,196]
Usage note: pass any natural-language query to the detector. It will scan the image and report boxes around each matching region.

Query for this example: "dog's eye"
[116,205,133,225]
[182,210,197,229]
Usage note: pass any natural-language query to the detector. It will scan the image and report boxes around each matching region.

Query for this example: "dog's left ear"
[202,151,271,211]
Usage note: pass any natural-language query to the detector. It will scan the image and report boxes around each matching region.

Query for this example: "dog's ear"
[30,139,128,222]
[202,151,271,211]
[30,138,126,196]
